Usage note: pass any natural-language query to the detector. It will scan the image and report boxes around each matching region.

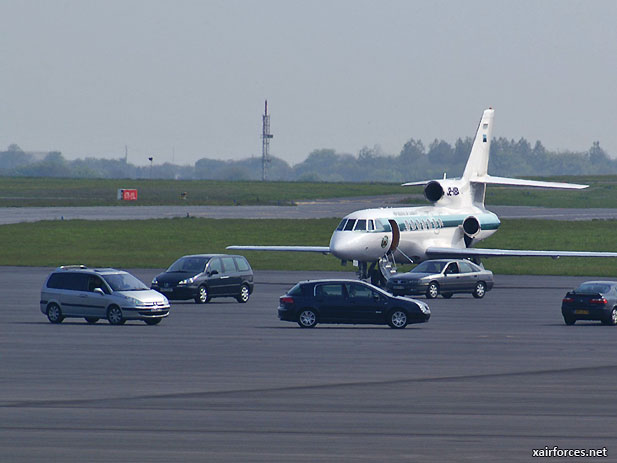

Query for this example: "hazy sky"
[1,0,616,165]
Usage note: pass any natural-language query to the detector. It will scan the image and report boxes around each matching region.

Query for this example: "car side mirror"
[209,270,218,276]
[94,288,105,295]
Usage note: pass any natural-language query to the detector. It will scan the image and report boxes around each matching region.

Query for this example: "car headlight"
[178,277,195,285]
[419,302,430,314]
[125,296,145,306]
[151,277,158,285]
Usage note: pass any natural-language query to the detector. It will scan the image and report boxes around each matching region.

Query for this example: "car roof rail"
[58,265,88,270]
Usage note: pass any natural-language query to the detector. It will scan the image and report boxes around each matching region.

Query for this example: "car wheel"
[144,318,162,325]
[563,315,576,325]
[441,292,453,299]
[426,282,439,299]
[236,284,250,303]
[604,308,617,326]
[297,309,317,328]
[84,317,99,324]
[107,306,125,325]
[47,303,64,324]
[194,285,211,304]
[472,281,486,299]
[388,309,408,329]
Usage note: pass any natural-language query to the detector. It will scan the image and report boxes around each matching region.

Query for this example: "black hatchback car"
[151,254,254,303]
[561,281,617,325]
[278,279,430,329]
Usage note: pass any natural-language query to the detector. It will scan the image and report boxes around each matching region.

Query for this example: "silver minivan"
[40,266,170,325]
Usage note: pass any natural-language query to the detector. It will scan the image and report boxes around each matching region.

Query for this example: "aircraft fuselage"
[328,205,501,263]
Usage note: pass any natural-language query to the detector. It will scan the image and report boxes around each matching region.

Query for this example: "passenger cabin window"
[345,283,374,299]
[336,219,347,231]
[87,275,108,293]
[354,219,366,231]
[221,257,237,273]
[368,220,375,231]
[344,219,356,231]
[458,261,475,273]
[398,222,406,232]
[445,263,459,274]
[208,258,223,275]
[48,272,88,291]
[234,257,250,272]
[315,284,344,297]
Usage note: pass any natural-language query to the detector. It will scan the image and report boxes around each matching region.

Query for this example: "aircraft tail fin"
[462,108,495,181]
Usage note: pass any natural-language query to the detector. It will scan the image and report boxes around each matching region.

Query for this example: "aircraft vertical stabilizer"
[462,108,495,181]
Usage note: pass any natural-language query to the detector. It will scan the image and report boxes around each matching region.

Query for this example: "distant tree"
[589,141,608,164]
[399,139,425,163]
[427,139,454,165]
[7,144,23,153]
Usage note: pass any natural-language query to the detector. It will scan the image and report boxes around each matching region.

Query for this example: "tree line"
[0,138,612,182]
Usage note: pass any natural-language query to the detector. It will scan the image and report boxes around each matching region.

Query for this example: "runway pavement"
[2,195,617,224]
[2,267,616,462]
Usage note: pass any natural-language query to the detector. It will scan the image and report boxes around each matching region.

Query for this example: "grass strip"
[2,217,617,276]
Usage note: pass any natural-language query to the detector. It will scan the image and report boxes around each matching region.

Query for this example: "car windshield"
[575,283,613,294]
[411,261,447,274]
[102,273,149,291]
[166,256,209,273]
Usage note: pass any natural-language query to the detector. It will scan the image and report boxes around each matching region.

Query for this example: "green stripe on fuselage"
[393,213,501,231]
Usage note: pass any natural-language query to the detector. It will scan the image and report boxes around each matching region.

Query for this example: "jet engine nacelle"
[423,179,470,207]
[462,215,481,238]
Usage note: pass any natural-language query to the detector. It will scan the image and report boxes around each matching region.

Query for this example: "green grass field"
[0,178,408,207]
[1,175,617,208]
[2,217,617,276]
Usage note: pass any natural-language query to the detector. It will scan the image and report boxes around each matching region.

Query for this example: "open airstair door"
[388,219,400,253]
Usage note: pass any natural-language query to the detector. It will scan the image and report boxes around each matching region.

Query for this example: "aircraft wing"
[426,247,617,259]
[226,245,330,255]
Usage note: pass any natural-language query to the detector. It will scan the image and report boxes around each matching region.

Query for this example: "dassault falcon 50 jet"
[228,108,617,284]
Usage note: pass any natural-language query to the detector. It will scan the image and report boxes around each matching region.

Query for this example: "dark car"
[386,259,494,299]
[151,254,254,303]
[561,281,617,325]
[278,279,430,329]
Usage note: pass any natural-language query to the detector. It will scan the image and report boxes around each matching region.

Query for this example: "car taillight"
[280,296,294,304]
[562,297,574,303]
[590,298,608,304]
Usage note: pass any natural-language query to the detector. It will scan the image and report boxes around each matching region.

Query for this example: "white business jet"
[228,108,617,283]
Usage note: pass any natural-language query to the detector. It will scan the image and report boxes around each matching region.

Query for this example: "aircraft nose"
[329,231,356,260]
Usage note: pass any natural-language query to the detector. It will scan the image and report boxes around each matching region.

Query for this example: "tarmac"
[2,267,616,462]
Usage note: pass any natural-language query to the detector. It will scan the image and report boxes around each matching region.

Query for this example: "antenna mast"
[261,100,273,181]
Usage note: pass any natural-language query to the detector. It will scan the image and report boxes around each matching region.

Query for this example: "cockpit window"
[336,219,347,231]
[368,220,375,231]
[354,219,366,231]
[344,219,356,231]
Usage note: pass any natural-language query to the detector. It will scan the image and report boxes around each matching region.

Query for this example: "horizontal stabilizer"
[426,247,617,259]
[402,176,588,190]
[472,175,588,190]
[227,245,331,254]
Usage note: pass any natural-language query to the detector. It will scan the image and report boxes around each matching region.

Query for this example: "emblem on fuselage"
[381,236,389,248]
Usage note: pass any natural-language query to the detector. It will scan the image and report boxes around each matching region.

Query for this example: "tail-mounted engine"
[423,179,470,207]
[462,216,481,247]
